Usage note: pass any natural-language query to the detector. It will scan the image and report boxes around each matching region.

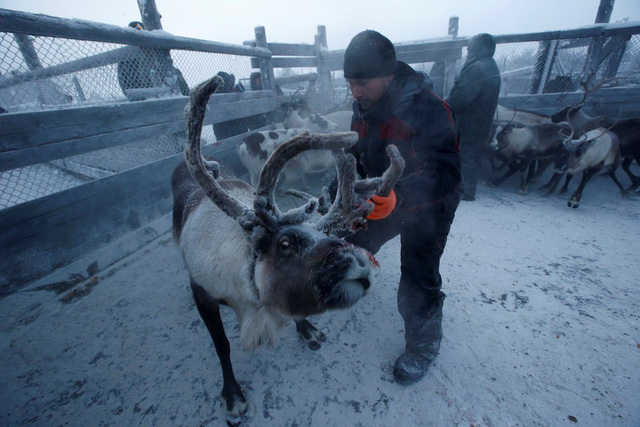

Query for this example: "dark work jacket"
[446,37,501,146]
[351,61,462,211]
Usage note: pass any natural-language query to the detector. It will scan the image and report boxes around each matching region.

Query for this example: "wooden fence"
[0,8,639,297]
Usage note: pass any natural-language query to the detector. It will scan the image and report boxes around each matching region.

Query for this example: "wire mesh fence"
[0,31,256,209]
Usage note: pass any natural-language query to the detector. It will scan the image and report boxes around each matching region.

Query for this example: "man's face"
[346,75,394,111]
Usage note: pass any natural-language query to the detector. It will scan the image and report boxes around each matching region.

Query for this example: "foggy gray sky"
[1,0,639,49]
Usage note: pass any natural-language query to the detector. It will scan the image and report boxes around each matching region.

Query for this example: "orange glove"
[367,189,397,220]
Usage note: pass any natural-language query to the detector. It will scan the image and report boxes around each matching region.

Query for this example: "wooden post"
[580,0,616,89]
[536,39,559,94]
[13,33,44,70]
[581,35,605,89]
[602,34,630,79]
[594,0,626,79]
[138,0,164,31]
[595,0,615,24]
[135,0,185,95]
[314,25,332,111]
[13,33,71,105]
[72,76,86,101]
[448,16,459,38]
[254,26,275,92]
[529,40,550,94]
[443,16,459,97]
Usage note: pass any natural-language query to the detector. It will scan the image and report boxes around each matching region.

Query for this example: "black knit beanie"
[343,30,398,79]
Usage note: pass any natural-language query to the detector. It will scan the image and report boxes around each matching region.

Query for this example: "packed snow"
[1,173,639,426]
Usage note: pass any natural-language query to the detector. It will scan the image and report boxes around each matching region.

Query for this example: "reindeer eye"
[279,236,294,253]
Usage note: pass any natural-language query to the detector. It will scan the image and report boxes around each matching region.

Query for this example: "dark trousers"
[346,192,459,350]
[460,143,482,198]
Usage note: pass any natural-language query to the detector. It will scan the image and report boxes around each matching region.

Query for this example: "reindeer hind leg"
[607,169,629,196]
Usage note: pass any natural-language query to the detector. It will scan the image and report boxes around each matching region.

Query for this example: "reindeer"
[282,108,339,132]
[488,105,554,183]
[547,126,624,208]
[238,109,351,192]
[490,121,569,194]
[172,76,405,422]
[551,105,640,191]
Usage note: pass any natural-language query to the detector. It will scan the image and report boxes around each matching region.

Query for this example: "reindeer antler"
[185,75,405,238]
[253,131,359,230]
[184,75,251,221]
[315,144,405,236]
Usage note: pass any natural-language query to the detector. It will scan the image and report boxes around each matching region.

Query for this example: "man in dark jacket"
[342,30,462,385]
[212,71,250,140]
[446,33,501,201]
[117,21,190,98]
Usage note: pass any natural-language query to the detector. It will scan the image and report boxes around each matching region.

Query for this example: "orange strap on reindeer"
[367,189,397,220]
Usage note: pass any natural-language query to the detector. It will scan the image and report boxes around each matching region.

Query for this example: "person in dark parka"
[446,33,501,201]
[117,21,190,97]
[341,30,462,385]
[212,71,251,141]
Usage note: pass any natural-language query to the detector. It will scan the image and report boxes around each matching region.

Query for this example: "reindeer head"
[181,76,404,321]
[493,122,524,150]
[307,113,338,132]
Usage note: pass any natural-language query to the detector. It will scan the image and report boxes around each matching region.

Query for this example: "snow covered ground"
[1,173,639,426]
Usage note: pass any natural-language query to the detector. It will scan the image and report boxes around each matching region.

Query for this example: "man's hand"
[367,189,396,220]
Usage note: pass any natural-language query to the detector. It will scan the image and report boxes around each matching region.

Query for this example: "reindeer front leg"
[568,169,597,208]
[517,159,532,194]
[559,173,574,194]
[540,171,561,194]
[489,160,520,187]
[622,157,640,191]
[294,318,327,350]
[190,282,248,420]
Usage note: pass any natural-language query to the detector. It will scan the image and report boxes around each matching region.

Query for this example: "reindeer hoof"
[567,200,580,208]
[295,318,327,350]
[227,417,242,427]
[222,381,248,424]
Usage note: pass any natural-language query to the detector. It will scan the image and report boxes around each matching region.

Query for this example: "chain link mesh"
[0,32,254,209]
[1,29,639,210]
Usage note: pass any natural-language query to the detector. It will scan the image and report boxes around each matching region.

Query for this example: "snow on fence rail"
[0,7,639,297]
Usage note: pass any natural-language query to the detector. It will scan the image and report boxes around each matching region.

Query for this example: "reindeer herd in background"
[487,95,639,208]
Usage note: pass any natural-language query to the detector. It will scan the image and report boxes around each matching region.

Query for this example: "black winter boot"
[393,297,444,385]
